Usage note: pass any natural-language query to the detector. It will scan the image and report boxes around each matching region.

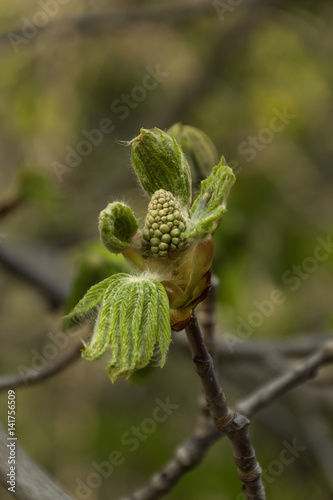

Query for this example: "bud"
[187,157,236,238]
[167,123,219,192]
[142,190,187,259]
[99,202,139,254]
[131,128,192,207]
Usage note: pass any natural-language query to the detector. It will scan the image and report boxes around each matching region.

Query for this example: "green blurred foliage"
[0,1,333,499]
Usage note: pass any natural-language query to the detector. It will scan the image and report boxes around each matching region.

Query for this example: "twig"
[0,2,215,49]
[122,340,333,500]
[197,275,219,358]
[0,243,70,308]
[0,336,85,392]
[236,340,333,419]
[1,336,332,500]
[0,195,23,219]
[185,312,266,500]
[174,332,333,362]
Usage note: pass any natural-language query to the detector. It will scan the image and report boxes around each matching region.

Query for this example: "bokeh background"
[0,1,333,499]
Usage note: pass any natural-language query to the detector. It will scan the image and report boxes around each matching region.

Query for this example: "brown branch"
[185,312,266,500]
[1,332,332,500]
[0,2,215,49]
[236,340,333,419]
[0,195,23,219]
[122,339,333,500]
[0,335,86,392]
[0,242,70,308]
[174,332,333,363]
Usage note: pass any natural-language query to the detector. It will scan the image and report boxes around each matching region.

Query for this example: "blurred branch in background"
[0,2,215,50]
[0,425,74,500]
[2,332,332,500]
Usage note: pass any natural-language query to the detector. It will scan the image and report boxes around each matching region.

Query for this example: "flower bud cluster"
[142,189,187,259]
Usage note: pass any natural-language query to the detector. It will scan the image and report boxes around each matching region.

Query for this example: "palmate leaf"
[186,158,236,237]
[78,274,171,382]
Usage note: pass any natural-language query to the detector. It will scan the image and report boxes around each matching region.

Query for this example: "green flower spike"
[66,124,236,382]
[141,189,187,259]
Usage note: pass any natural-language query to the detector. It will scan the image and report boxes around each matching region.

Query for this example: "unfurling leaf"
[99,202,139,254]
[64,273,128,321]
[63,245,130,330]
[76,274,171,382]
[186,158,236,237]
[167,123,219,192]
[131,128,192,206]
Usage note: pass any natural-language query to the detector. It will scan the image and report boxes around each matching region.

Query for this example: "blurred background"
[0,0,333,499]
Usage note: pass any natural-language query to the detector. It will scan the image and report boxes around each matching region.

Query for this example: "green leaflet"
[186,158,236,237]
[63,274,124,320]
[69,273,171,382]
[156,281,172,366]
[131,128,192,207]
[107,277,171,381]
[63,246,130,331]
[99,202,139,254]
[82,280,128,360]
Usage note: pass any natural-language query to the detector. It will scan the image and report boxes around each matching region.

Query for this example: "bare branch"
[0,332,88,393]
[123,339,333,500]
[237,340,333,419]
[174,332,333,362]
[1,333,332,500]
[185,312,266,500]
[0,242,70,308]
[0,2,215,49]
[0,195,23,219]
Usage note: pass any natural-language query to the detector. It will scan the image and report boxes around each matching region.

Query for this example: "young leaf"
[64,275,113,320]
[131,127,192,207]
[83,280,128,360]
[99,202,139,254]
[167,123,219,192]
[63,246,130,331]
[89,275,172,382]
[156,282,172,366]
[186,158,236,237]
